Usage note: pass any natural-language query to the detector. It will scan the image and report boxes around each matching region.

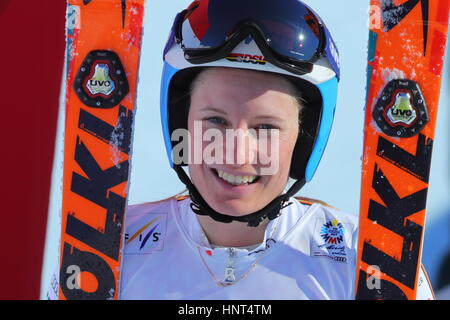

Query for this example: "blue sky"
[41,0,450,296]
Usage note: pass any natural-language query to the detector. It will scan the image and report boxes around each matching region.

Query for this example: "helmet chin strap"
[173,165,305,227]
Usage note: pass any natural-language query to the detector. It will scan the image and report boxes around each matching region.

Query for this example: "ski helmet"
[160,0,340,227]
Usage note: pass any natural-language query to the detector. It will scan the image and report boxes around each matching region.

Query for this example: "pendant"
[224,248,236,283]
[224,267,236,283]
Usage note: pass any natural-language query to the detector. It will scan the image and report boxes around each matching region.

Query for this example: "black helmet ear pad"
[166,67,323,181]
[287,76,323,180]
[167,67,203,164]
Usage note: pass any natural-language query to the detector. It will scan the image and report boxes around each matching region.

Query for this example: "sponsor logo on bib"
[320,219,344,244]
[124,213,167,254]
[312,218,353,263]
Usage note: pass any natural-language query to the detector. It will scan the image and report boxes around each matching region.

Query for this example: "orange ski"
[356,0,449,299]
[58,0,144,299]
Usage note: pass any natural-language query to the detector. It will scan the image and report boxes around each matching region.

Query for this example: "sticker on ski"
[373,79,429,138]
[74,50,129,109]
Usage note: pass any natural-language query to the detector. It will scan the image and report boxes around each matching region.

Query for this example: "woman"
[119,0,434,299]
[49,0,434,300]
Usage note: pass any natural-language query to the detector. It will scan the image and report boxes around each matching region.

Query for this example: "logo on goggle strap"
[226,53,267,65]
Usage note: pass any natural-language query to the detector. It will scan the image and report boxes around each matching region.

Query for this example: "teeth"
[216,170,257,186]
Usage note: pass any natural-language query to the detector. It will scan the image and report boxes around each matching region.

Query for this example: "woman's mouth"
[212,169,260,186]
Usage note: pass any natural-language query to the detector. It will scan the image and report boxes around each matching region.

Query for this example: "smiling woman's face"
[187,67,300,216]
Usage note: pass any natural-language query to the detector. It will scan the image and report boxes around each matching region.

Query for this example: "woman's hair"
[189,67,306,127]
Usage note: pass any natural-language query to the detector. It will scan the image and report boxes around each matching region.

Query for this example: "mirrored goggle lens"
[181,0,323,62]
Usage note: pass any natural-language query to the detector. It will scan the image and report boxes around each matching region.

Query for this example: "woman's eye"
[257,124,277,130]
[206,117,227,125]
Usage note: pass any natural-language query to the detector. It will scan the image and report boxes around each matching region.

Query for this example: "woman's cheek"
[256,130,292,176]
[202,127,225,166]
[275,129,297,177]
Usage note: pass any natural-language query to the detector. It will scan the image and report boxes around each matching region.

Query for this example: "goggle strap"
[184,25,314,75]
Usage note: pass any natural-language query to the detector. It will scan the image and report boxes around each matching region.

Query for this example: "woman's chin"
[207,198,263,217]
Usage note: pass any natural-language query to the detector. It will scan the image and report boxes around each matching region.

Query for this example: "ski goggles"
[169,0,340,78]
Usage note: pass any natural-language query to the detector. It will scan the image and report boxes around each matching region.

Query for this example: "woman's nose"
[225,124,258,167]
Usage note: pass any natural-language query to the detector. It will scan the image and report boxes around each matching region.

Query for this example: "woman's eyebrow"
[253,114,285,121]
[200,106,285,121]
[199,106,228,115]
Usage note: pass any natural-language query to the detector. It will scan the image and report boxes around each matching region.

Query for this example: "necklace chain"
[197,247,259,287]
[197,216,281,287]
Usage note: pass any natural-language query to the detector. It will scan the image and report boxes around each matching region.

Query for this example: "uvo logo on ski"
[124,214,167,254]
[86,63,116,96]
[373,79,428,138]
[312,219,352,263]
[385,92,416,125]
[74,50,129,109]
